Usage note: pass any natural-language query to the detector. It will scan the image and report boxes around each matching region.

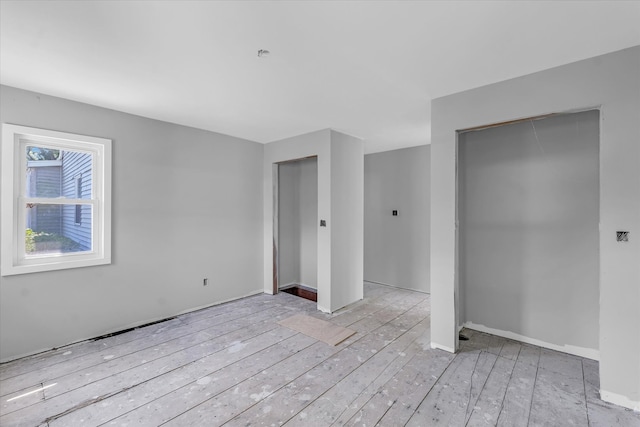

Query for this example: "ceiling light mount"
[257,49,270,58]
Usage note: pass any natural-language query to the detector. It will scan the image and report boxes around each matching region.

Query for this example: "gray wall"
[278,161,299,287]
[278,157,318,289]
[431,46,640,409]
[364,145,430,293]
[263,129,364,313]
[458,110,599,352]
[330,130,365,311]
[0,85,264,362]
[299,158,318,288]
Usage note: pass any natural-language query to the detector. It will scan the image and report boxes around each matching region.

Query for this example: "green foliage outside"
[25,228,35,252]
[25,228,84,253]
[26,147,60,161]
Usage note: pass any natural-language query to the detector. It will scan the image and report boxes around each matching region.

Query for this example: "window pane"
[26,147,93,198]
[26,146,60,161]
[25,203,92,255]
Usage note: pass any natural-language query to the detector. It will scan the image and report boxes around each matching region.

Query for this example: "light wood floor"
[1,283,638,427]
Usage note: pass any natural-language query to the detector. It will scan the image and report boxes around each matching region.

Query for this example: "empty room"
[1,1,639,426]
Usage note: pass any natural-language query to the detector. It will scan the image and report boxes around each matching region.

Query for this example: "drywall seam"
[0,289,265,363]
[464,321,600,361]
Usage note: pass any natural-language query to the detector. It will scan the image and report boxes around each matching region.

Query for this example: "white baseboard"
[600,390,640,412]
[297,282,317,291]
[463,321,600,361]
[430,342,455,353]
[278,282,298,290]
[364,279,430,294]
[317,304,331,313]
[279,282,318,292]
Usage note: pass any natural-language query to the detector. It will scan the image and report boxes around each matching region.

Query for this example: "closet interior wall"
[458,110,600,356]
[278,157,318,290]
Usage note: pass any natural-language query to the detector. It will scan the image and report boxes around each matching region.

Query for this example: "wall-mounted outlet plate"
[616,231,629,242]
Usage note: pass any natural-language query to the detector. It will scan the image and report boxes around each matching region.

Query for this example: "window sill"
[2,255,110,276]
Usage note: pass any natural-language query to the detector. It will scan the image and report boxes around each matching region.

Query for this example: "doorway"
[273,156,319,302]
[456,109,600,357]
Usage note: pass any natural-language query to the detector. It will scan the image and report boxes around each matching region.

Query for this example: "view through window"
[1,124,111,276]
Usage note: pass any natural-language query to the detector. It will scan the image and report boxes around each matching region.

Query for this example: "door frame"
[272,155,319,295]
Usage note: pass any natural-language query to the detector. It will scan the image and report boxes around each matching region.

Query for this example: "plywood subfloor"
[1,283,638,426]
[278,314,355,346]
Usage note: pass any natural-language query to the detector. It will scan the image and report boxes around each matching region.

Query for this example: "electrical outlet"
[616,231,629,242]
[203,278,209,286]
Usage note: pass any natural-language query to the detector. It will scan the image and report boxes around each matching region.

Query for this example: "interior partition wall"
[457,110,600,359]
[430,47,640,409]
[263,129,364,314]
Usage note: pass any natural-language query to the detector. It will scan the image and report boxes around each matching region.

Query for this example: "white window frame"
[74,174,83,225]
[1,124,112,276]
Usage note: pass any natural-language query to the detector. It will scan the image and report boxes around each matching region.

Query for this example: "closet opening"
[273,156,319,303]
[456,109,600,359]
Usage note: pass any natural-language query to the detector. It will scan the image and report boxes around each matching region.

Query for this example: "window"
[75,175,83,225]
[1,124,111,275]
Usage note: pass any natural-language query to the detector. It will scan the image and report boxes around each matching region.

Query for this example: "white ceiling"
[1,1,639,154]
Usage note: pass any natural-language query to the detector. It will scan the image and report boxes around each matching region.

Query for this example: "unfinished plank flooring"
[1,283,638,427]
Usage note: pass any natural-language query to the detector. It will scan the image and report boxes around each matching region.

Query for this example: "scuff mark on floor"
[41,386,134,425]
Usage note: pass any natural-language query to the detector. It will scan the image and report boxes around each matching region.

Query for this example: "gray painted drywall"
[263,129,363,313]
[431,46,640,408]
[263,130,331,312]
[299,158,318,288]
[0,85,264,362]
[458,111,599,352]
[277,157,318,289]
[364,145,430,293]
[277,161,299,286]
[330,130,364,310]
